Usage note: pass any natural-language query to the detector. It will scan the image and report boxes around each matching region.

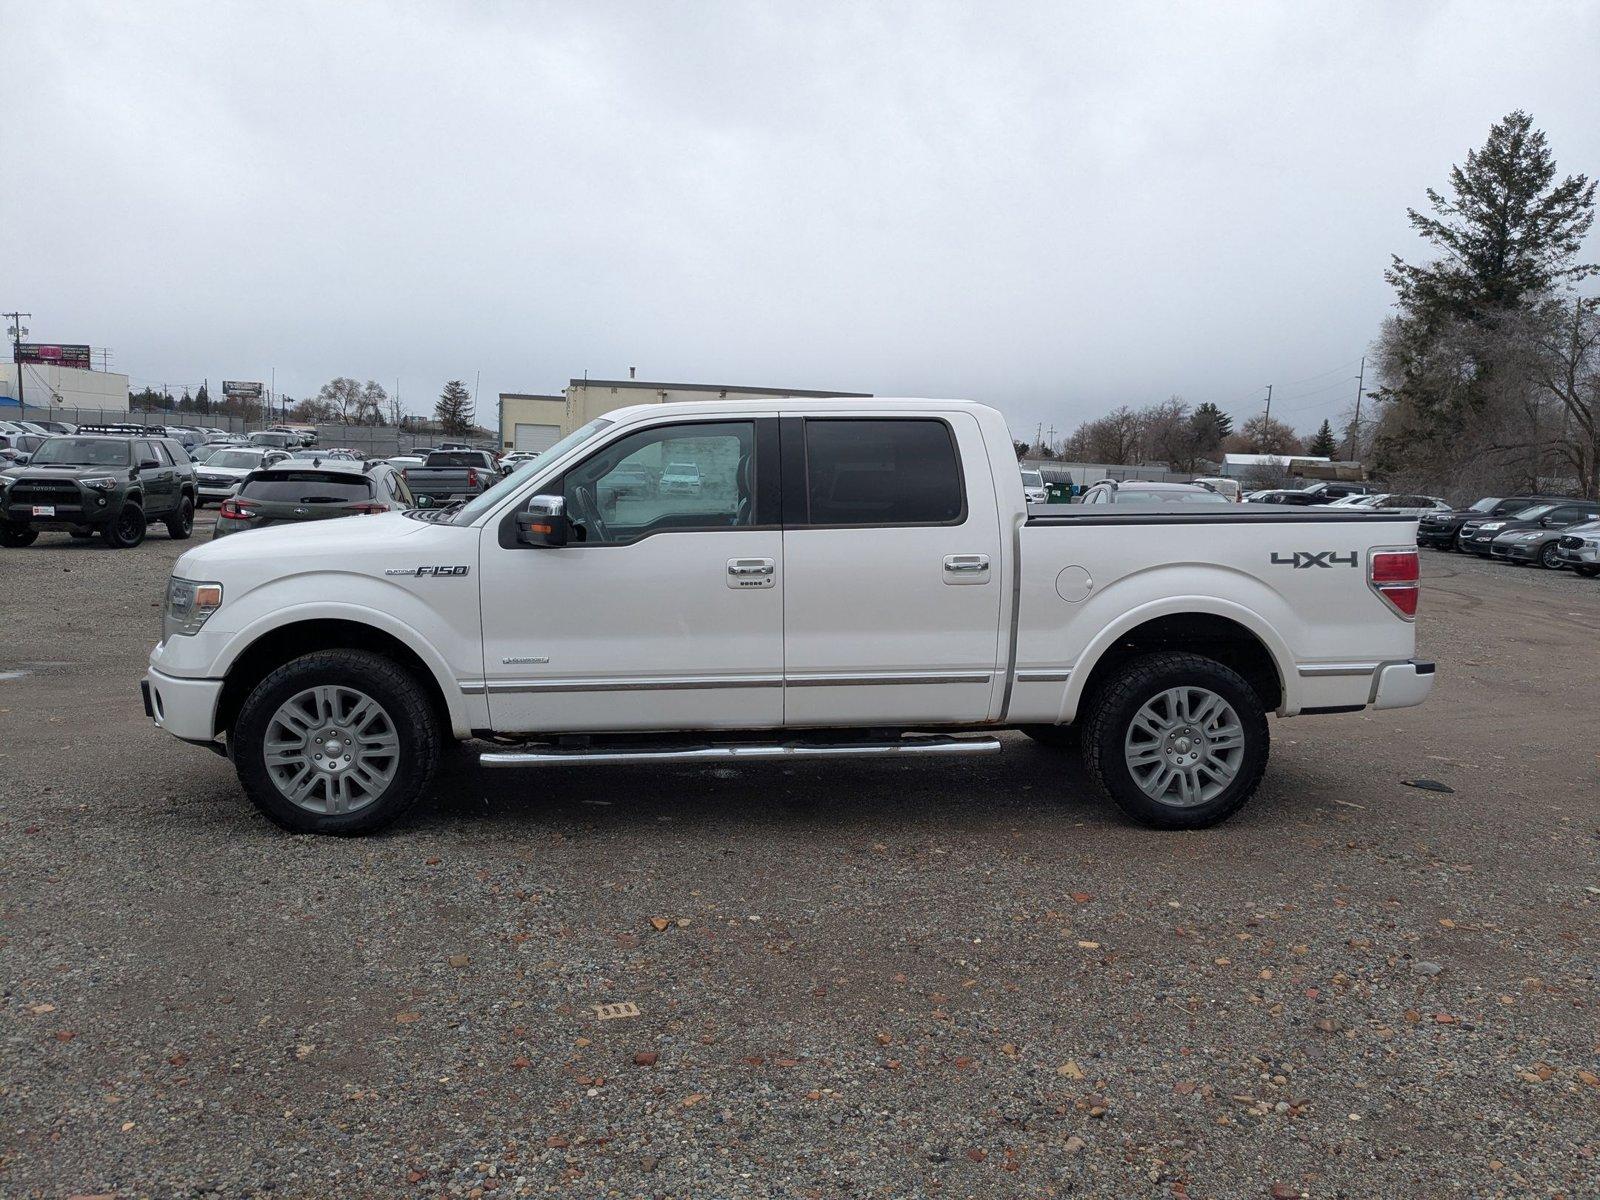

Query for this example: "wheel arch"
[1062,600,1292,722]
[214,617,460,740]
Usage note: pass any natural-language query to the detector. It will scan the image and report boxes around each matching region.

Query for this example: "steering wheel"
[572,483,610,543]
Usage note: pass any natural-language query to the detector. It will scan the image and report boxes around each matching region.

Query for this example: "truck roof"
[596,396,999,422]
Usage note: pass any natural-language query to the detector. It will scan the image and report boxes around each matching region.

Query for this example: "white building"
[0,362,129,421]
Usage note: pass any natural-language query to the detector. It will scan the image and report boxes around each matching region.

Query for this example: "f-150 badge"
[385,565,471,577]
[1271,551,1358,568]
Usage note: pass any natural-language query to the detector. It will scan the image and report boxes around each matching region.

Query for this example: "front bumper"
[143,665,225,742]
[1490,541,1537,561]
[1556,545,1600,565]
[1417,525,1457,546]
[1372,659,1435,710]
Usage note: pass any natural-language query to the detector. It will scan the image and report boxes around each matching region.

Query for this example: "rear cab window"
[241,474,375,503]
[800,418,964,526]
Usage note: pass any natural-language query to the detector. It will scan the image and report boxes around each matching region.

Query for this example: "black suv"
[1418,495,1573,551]
[0,434,198,548]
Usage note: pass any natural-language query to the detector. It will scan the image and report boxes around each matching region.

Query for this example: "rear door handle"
[943,553,991,584]
[727,558,775,589]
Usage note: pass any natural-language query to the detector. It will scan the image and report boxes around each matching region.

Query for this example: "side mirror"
[139,458,161,470]
[516,494,569,548]
[413,493,434,509]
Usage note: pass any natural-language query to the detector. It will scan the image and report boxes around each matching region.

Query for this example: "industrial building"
[499,377,872,452]
[0,362,129,422]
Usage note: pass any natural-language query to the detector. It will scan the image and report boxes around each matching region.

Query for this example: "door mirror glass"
[517,494,569,547]
[413,493,434,508]
[139,458,161,470]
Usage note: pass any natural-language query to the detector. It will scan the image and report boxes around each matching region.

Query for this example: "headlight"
[1480,522,1504,530]
[163,577,224,640]
[82,477,119,491]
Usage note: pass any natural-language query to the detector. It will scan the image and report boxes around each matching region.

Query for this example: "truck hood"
[175,510,432,576]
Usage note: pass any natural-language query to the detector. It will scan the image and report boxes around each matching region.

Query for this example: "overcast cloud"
[3,0,1597,438]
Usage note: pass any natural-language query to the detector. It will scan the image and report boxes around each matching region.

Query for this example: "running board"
[479,734,1003,768]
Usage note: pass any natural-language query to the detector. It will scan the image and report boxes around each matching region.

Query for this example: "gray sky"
[4,1,1597,440]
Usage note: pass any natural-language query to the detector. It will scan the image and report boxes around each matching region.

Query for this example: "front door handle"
[943,553,991,584]
[727,558,775,590]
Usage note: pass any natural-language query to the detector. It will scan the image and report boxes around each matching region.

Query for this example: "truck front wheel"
[231,649,443,835]
[1,522,38,548]
[1081,652,1268,829]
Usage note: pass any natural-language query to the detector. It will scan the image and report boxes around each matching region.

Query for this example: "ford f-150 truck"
[142,398,1433,835]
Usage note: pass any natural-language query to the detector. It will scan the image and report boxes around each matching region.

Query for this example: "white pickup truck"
[143,398,1433,835]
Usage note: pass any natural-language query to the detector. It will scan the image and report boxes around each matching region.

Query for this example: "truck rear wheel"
[231,649,443,835]
[166,495,195,540]
[1081,652,1268,829]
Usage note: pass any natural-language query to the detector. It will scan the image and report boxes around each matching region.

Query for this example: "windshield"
[31,437,132,467]
[1020,471,1043,486]
[442,418,612,525]
[250,433,291,446]
[1468,496,1502,513]
[1506,503,1556,521]
[241,474,374,503]
[210,450,265,469]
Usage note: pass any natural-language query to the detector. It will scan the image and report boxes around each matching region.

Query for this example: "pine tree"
[1307,419,1337,458]
[1386,110,1595,326]
[1189,402,1234,454]
[194,382,210,414]
[435,380,473,436]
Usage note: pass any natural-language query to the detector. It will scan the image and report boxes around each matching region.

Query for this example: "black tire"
[0,522,38,548]
[231,649,444,835]
[102,503,146,549]
[1021,724,1080,750]
[1576,565,1600,579]
[1538,542,1562,570]
[166,495,195,540]
[1080,651,1269,830]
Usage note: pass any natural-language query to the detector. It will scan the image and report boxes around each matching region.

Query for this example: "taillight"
[350,502,387,515]
[467,467,479,487]
[218,498,256,521]
[1369,548,1419,619]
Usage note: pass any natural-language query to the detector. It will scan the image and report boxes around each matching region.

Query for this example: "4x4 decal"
[1271,551,1358,568]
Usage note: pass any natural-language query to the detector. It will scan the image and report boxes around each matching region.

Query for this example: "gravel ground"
[2,525,1598,1199]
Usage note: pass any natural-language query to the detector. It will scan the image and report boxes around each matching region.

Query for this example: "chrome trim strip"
[1296,662,1380,678]
[998,509,1024,720]
[467,674,784,695]
[481,736,1004,768]
[784,671,993,687]
[1014,669,1073,683]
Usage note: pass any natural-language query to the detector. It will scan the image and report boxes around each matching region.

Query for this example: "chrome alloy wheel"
[1123,686,1246,807]
[263,685,400,814]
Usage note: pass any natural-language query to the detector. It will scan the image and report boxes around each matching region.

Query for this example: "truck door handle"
[727,558,775,589]
[943,554,990,574]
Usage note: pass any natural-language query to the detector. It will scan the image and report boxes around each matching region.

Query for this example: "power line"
[1277,357,1364,388]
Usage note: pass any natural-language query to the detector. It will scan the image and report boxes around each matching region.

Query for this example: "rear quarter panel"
[1011,514,1419,721]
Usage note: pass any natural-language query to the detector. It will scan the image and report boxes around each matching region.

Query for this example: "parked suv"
[0,434,197,548]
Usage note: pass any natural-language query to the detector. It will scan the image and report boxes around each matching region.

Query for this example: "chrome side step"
[479,734,1003,768]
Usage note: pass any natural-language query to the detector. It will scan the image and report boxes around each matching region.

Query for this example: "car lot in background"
[1246,488,1323,506]
[1491,515,1600,570]
[1188,475,1241,501]
[1418,494,1573,550]
[1078,479,1230,504]
[213,459,413,538]
[1458,500,1600,556]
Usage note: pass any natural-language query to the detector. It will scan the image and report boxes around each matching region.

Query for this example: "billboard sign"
[15,343,92,370]
[222,380,265,400]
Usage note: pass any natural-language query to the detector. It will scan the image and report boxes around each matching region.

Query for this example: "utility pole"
[1263,383,1273,425]
[4,311,31,421]
[1348,356,1365,461]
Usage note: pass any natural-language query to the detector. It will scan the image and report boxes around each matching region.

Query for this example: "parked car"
[1078,480,1231,505]
[1491,515,1600,569]
[30,420,78,435]
[286,447,361,463]
[1419,495,1570,550]
[1020,469,1048,505]
[1361,494,1455,517]
[143,397,1432,836]
[1299,481,1375,503]
[248,431,296,450]
[500,451,540,472]
[0,432,47,465]
[1553,524,1600,578]
[194,447,292,505]
[401,449,501,505]
[214,461,413,538]
[1189,476,1241,502]
[1247,489,1323,506]
[659,460,703,496]
[1,434,197,547]
[1460,501,1600,556]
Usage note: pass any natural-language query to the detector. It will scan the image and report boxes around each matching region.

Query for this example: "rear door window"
[801,418,964,526]
[241,474,375,503]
